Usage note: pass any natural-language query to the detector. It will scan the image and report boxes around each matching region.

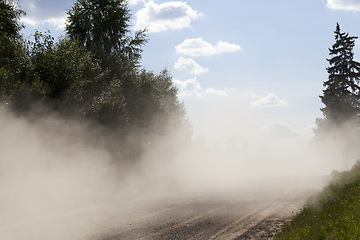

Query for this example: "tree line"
[3,0,359,167]
[0,0,191,162]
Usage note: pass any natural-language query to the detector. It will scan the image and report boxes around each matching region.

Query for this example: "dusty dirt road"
[1,176,326,240]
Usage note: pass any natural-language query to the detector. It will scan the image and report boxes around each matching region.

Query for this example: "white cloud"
[250,93,288,107]
[205,88,228,97]
[22,15,67,30]
[175,38,241,57]
[128,0,148,5]
[173,78,203,98]
[134,1,201,33]
[19,0,74,30]
[326,0,360,11]
[173,78,228,98]
[174,57,209,75]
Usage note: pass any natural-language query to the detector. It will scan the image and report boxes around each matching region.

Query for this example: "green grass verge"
[275,163,360,240]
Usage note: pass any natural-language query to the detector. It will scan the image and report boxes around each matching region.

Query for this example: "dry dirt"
[0,176,326,240]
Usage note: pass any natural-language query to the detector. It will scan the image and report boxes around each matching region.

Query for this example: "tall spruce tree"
[314,23,360,168]
[316,23,360,133]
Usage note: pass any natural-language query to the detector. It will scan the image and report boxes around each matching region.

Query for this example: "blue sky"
[18,0,360,145]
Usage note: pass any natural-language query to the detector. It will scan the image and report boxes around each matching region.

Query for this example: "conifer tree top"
[319,23,360,127]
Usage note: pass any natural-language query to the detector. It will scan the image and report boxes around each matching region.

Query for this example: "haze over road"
[1,176,326,240]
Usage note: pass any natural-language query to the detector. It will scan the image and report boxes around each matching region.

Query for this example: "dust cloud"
[0,98,346,239]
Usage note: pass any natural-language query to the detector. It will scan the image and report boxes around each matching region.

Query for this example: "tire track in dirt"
[101,190,311,240]
[209,193,300,240]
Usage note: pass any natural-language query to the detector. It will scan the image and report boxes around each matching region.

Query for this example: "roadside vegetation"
[275,162,360,240]
[276,23,360,240]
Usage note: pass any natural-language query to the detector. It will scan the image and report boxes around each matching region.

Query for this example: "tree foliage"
[314,23,360,166]
[319,23,360,127]
[66,0,147,75]
[0,0,191,162]
[315,23,360,135]
[0,0,27,106]
[0,0,24,70]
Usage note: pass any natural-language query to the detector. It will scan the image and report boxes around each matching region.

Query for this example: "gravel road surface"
[1,176,326,240]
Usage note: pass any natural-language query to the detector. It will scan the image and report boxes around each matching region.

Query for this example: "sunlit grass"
[275,162,360,240]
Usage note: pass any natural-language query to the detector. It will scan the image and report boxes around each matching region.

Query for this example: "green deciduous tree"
[65,0,189,146]
[27,31,107,107]
[0,0,30,109]
[66,0,147,76]
[0,0,191,164]
[0,0,24,70]
[2,30,109,114]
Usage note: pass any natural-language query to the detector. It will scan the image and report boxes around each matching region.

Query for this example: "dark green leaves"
[66,0,148,75]
[0,0,25,70]
[0,0,190,162]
